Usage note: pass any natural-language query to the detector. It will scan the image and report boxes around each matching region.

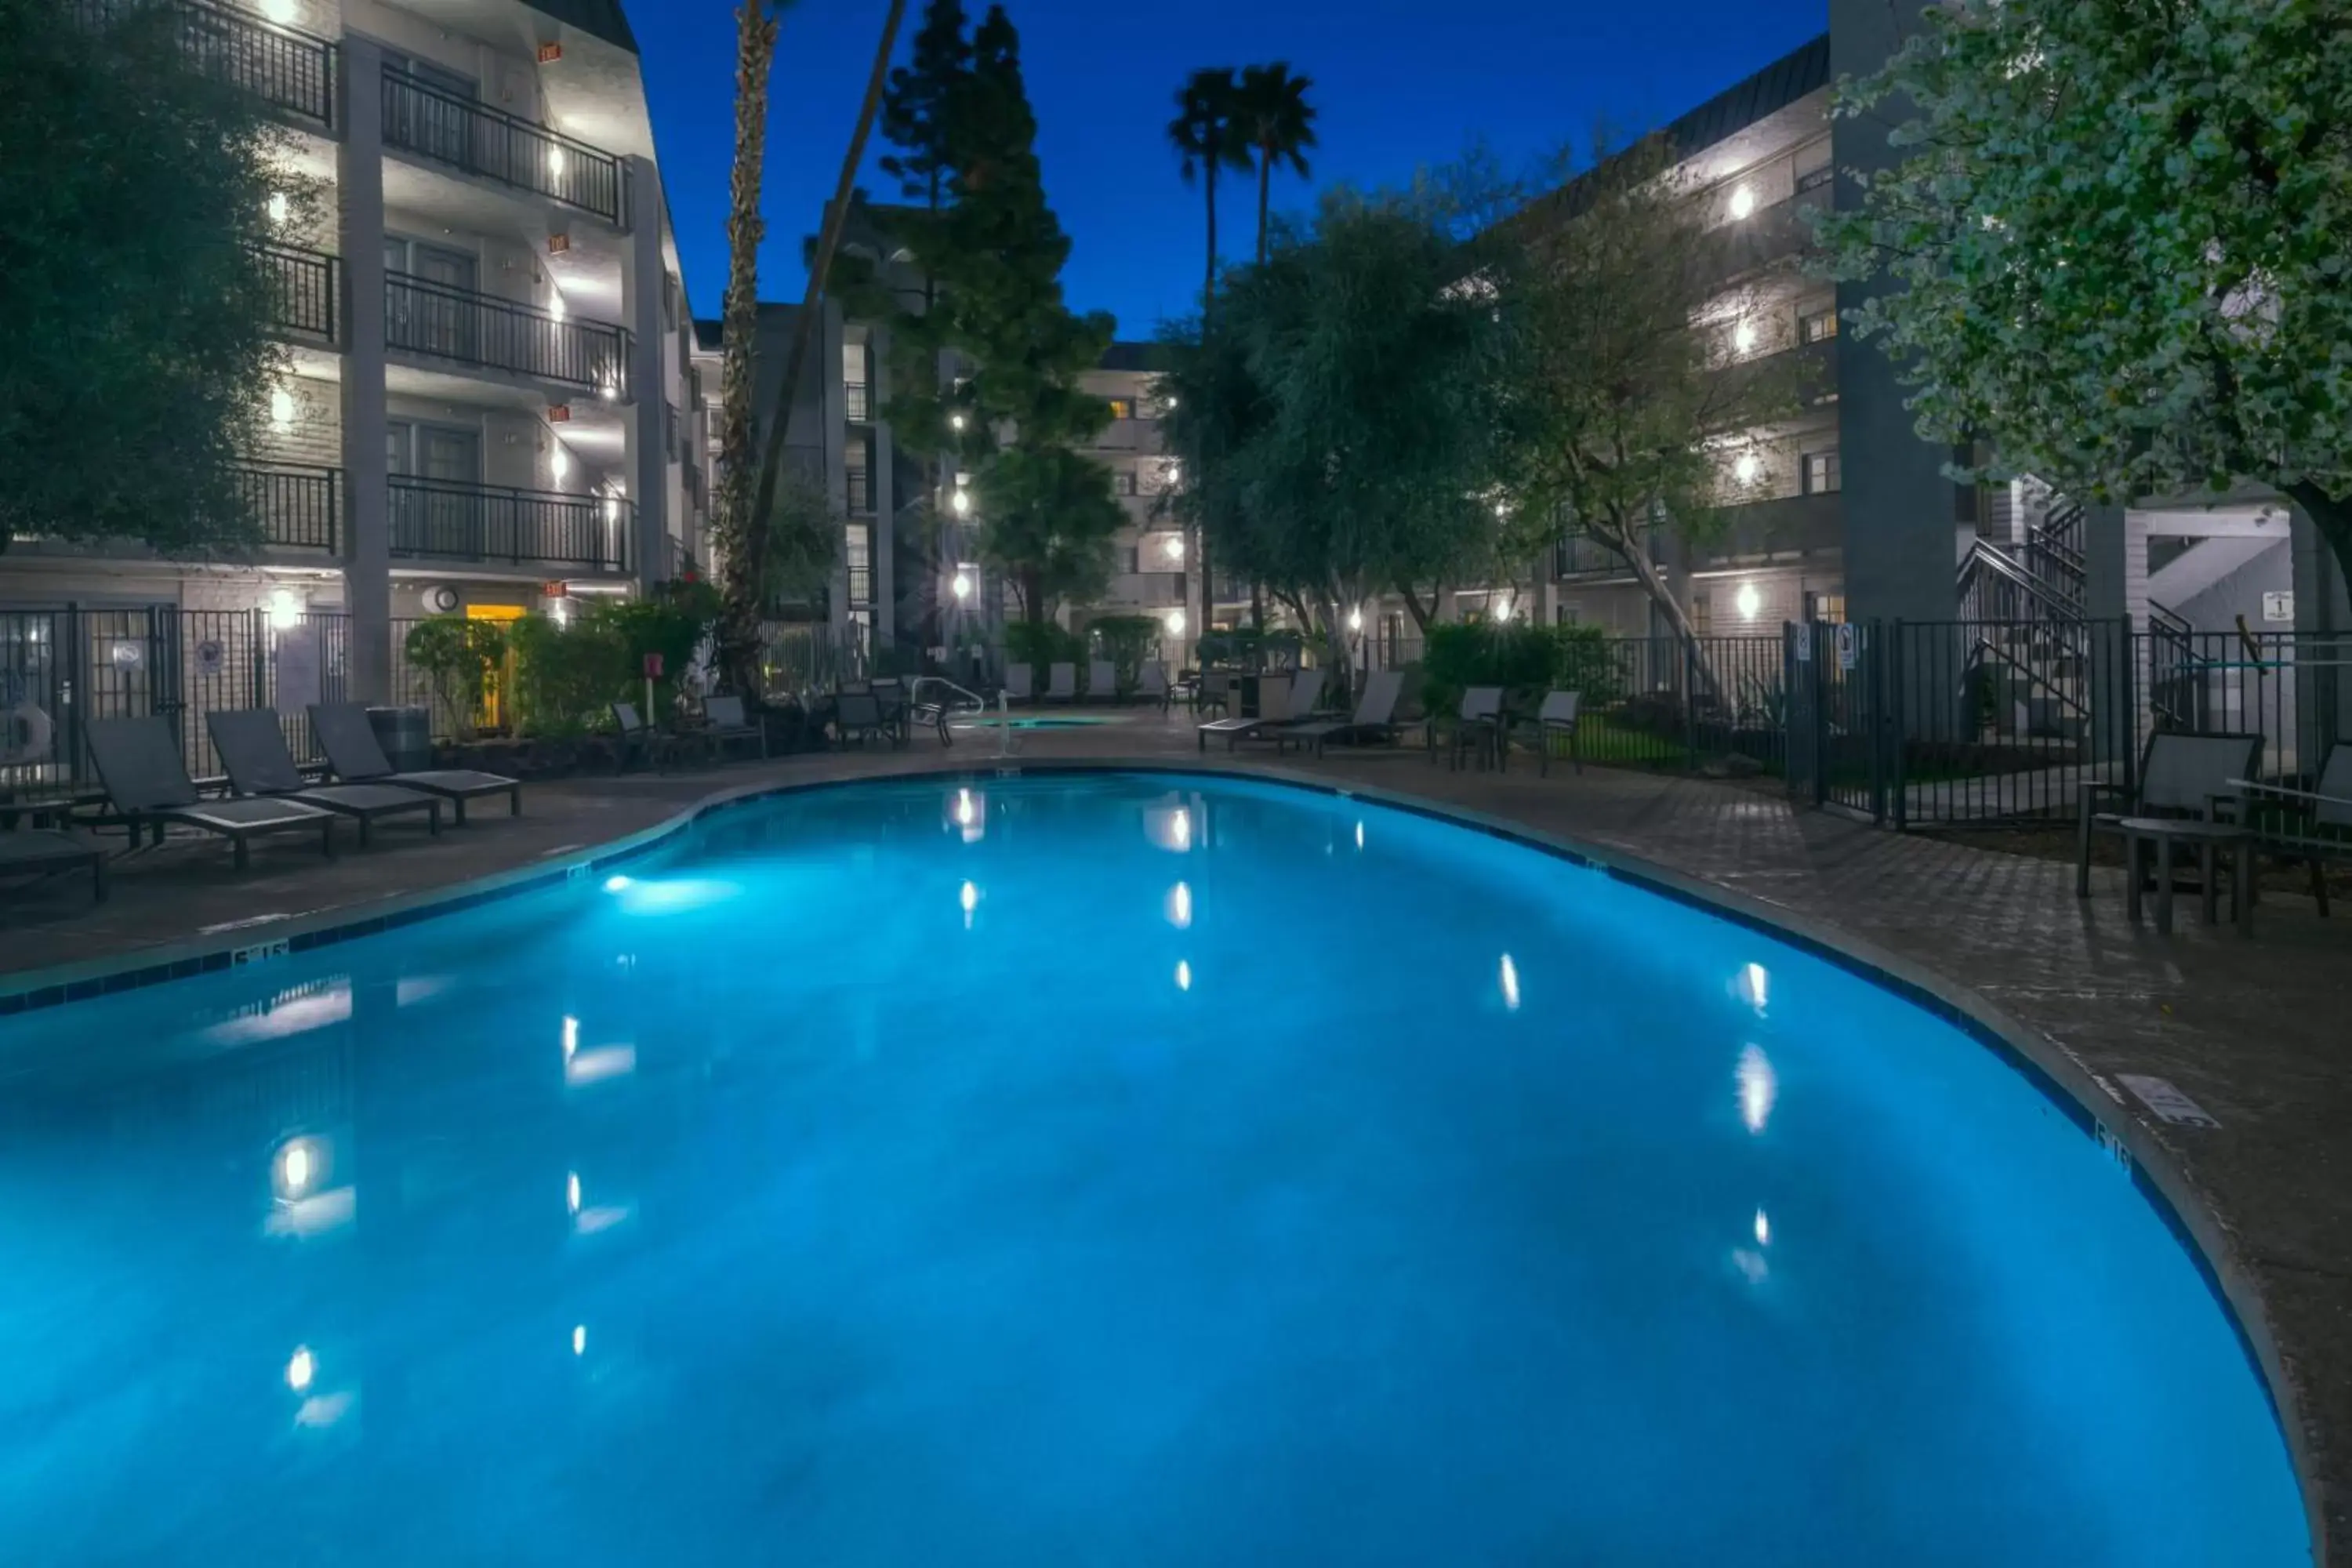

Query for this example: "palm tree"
[1235,63,1316,265]
[1167,67,1249,641]
[1166,67,1250,306]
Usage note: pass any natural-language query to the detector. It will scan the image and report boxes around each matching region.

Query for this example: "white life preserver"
[0,702,55,767]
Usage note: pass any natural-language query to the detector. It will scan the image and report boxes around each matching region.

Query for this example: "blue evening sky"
[636,0,1828,338]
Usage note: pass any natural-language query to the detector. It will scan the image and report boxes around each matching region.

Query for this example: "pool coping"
[0,756,2325,1561]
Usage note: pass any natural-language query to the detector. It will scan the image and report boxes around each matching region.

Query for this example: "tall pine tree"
[873,3,1121,626]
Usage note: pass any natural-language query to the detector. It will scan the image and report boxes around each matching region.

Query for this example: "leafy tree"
[758,467,845,608]
[1485,137,1806,656]
[1159,190,1508,688]
[1815,0,2352,590]
[974,445,1124,622]
[1,0,304,554]
[1235,63,1318,265]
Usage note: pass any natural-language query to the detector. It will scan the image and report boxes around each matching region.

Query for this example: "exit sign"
[537,42,563,64]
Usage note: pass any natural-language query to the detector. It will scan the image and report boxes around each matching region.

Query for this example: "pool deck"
[5,710,2349,1562]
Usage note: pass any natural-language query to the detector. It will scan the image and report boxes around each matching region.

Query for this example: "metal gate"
[1,604,350,807]
[1785,619,1889,818]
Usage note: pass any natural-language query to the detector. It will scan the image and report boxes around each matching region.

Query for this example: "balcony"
[234,463,340,550]
[257,242,337,343]
[389,477,633,572]
[844,383,872,422]
[845,469,874,515]
[381,71,626,226]
[167,0,337,129]
[1554,531,1650,579]
[385,274,630,397]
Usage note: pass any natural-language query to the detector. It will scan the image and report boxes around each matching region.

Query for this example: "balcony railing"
[257,241,337,342]
[385,274,630,397]
[171,0,338,128]
[389,477,633,572]
[846,469,874,514]
[381,71,626,225]
[844,383,872,422]
[234,463,340,550]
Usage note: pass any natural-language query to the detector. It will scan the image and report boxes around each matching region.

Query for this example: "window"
[1105,397,1134,420]
[662,274,679,332]
[1555,603,1581,626]
[1799,307,1838,343]
[1795,162,1834,194]
[1113,470,1138,497]
[1802,448,1842,495]
[1691,592,1712,637]
[1804,591,1846,624]
[1122,546,1139,574]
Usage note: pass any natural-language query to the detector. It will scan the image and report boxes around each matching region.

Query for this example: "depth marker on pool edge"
[2116,1075,2222,1129]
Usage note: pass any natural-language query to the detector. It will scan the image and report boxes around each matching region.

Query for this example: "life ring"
[0,702,54,767]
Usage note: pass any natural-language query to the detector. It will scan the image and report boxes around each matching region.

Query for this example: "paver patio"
[5,709,2347,1560]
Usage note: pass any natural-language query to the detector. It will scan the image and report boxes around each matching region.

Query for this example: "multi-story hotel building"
[2,0,713,706]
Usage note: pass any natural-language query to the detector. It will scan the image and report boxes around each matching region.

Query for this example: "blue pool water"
[0,773,2308,1565]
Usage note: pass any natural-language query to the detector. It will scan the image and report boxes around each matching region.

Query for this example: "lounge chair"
[1043,662,1077,703]
[1003,664,1034,704]
[1087,659,1119,702]
[208,709,442,845]
[2233,741,2352,915]
[1138,662,1171,714]
[0,828,106,903]
[614,701,702,771]
[702,695,768,761]
[2077,730,2263,898]
[1277,670,1406,758]
[1534,690,1583,776]
[833,688,893,748]
[310,702,522,825]
[82,716,336,868]
[1198,669,1324,752]
[1436,686,1506,771]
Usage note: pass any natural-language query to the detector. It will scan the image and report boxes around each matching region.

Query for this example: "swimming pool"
[0,771,2308,1564]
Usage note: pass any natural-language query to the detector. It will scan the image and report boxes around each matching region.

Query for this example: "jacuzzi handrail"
[909,676,986,717]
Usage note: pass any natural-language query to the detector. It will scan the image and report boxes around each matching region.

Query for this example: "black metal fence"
[385,275,631,397]
[1,606,350,808]
[233,463,340,550]
[380,71,626,224]
[388,477,632,572]
[178,0,337,129]
[256,241,337,341]
[2143,628,2350,779]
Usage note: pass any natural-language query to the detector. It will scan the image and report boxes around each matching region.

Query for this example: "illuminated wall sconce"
[551,445,572,482]
[1729,183,1756,220]
[1161,534,1185,561]
[1736,582,1762,620]
[1733,452,1762,485]
[269,387,296,428]
[1733,318,1758,353]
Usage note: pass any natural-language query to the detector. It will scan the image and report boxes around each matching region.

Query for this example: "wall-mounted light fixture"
[269,387,296,428]
[1737,581,1762,620]
[1729,183,1757,220]
[1733,452,1761,485]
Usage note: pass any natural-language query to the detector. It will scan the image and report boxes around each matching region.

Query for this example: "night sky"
[637,0,1829,339]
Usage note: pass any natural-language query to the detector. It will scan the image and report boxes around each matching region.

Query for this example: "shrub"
[404,615,507,740]
[1085,614,1162,695]
[507,615,626,739]
[1004,620,1081,691]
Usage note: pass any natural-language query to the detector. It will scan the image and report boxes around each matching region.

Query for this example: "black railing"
[381,71,626,225]
[256,241,336,341]
[389,477,633,572]
[231,463,339,550]
[844,383,872,422]
[385,274,631,397]
[846,469,874,514]
[173,0,336,128]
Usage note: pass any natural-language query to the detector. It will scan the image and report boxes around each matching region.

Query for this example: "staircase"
[1955,492,2184,739]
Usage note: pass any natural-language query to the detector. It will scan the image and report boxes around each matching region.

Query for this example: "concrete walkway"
[5,709,2347,1559]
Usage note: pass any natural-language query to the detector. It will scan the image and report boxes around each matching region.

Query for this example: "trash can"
[367,706,433,773]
